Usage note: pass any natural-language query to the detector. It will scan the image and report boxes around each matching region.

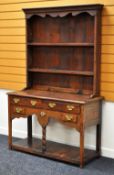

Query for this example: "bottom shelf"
[11,137,99,166]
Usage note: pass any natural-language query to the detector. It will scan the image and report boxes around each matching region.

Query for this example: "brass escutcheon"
[48,102,56,108]
[30,100,37,106]
[40,111,46,117]
[66,105,75,111]
[16,107,23,113]
[65,114,73,121]
[13,98,20,104]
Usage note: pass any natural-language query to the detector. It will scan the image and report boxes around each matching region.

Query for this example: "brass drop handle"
[40,111,46,117]
[65,114,73,121]
[16,107,23,113]
[66,105,75,111]
[48,102,56,108]
[13,98,20,104]
[30,100,37,106]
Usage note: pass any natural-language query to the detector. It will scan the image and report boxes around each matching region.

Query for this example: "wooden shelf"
[11,138,100,166]
[27,42,94,47]
[28,68,94,76]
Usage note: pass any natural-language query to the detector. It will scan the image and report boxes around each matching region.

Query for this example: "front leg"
[80,124,84,168]
[8,114,12,150]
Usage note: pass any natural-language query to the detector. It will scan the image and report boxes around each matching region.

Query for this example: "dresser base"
[11,137,100,166]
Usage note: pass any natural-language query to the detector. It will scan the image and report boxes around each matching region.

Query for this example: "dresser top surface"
[8,89,102,104]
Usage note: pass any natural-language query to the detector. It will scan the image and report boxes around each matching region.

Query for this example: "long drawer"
[10,96,81,114]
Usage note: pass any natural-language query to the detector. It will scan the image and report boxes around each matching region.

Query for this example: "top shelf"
[27,42,94,47]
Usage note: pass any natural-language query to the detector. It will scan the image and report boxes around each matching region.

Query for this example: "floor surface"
[0,135,114,175]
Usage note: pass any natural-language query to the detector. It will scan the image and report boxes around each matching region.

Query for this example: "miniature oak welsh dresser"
[8,4,103,168]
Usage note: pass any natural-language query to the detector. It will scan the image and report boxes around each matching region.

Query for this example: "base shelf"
[11,137,100,166]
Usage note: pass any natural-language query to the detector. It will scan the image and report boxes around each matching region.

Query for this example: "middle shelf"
[28,68,94,76]
[27,42,94,47]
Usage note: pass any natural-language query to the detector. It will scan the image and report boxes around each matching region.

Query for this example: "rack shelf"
[28,68,94,76]
[27,42,94,47]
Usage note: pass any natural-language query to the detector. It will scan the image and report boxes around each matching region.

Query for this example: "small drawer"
[44,100,81,114]
[37,109,78,124]
[10,96,40,108]
[10,96,29,107]
[28,99,40,107]
[10,96,21,105]
[62,113,78,123]
[11,106,26,115]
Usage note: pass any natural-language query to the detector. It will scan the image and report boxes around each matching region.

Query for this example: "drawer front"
[37,109,79,123]
[61,113,78,123]
[10,96,40,107]
[11,106,26,115]
[10,96,81,114]
[11,105,79,124]
[42,101,80,114]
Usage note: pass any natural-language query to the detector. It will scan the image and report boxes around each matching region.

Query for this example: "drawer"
[10,96,40,107]
[10,96,81,114]
[37,109,79,123]
[11,106,26,115]
[42,101,80,114]
[10,105,79,124]
[61,113,78,123]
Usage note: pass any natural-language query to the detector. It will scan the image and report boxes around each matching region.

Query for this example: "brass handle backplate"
[65,114,73,121]
[16,107,23,114]
[66,105,75,111]
[30,100,37,106]
[40,111,46,117]
[13,98,20,104]
[48,102,56,108]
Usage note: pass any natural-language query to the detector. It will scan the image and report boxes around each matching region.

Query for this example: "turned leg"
[8,116,12,150]
[96,123,101,155]
[27,116,32,145]
[42,126,46,152]
[80,127,84,168]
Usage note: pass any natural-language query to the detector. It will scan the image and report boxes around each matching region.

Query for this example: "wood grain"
[0,0,113,100]
[8,5,103,168]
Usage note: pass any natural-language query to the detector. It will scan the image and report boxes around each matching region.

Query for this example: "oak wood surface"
[8,89,102,103]
[11,137,100,166]
[8,4,103,168]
